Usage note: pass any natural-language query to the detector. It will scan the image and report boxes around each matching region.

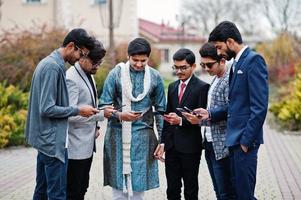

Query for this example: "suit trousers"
[204,140,235,200]
[67,156,93,200]
[33,150,68,200]
[229,145,259,200]
[165,147,201,200]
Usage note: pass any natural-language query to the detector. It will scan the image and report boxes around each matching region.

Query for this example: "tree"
[182,0,301,38]
[182,0,261,37]
[256,0,301,35]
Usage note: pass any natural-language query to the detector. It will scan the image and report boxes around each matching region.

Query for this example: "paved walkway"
[0,123,301,200]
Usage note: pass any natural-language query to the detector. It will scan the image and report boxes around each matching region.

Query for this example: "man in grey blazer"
[66,39,115,200]
[25,28,99,200]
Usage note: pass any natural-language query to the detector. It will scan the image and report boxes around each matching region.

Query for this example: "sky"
[137,0,181,27]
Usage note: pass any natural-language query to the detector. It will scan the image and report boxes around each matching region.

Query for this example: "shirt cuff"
[179,117,183,126]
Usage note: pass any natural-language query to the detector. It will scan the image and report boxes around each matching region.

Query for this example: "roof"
[139,18,205,43]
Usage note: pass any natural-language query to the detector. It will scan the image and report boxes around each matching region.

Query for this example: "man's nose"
[136,62,143,67]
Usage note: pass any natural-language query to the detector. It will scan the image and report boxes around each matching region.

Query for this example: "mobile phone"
[183,106,193,113]
[114,104,126,111]
[176,107,185,112]
[97,106,106,110]
[155,110,166,115]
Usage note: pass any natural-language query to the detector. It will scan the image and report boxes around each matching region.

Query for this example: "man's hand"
[240,144,248,153]
[103,105,115,118]
[193,108,210,120]
[163,112,181,125]
[79,105,99,117]
[181,112,201,124]
[154,144,165,162]
[118,111,141,122]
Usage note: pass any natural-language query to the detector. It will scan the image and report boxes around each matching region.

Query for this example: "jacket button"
[227,114,231,118]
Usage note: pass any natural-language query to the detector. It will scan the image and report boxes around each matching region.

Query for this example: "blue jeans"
[204,141,235,200]
[33,150,68,200]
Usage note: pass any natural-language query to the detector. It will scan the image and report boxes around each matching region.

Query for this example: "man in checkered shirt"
[182,42,235,200]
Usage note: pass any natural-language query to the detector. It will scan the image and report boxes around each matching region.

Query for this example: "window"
[26,0,41,2]
[161,49,169,63]
[95,0,106,4]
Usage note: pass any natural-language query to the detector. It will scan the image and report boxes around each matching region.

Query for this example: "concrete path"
[1,123,301,199]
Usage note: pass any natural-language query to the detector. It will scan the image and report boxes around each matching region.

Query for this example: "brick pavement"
[0,123,300,200]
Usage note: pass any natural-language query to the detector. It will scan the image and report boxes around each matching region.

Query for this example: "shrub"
[0,26,67,91]
[0,83,28,148]
[270,69,301,130]
[256,32,300,84]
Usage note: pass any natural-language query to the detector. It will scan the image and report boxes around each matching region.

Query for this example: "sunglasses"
[200,61,218,69]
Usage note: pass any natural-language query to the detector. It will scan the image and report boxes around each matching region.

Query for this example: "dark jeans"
[165,147,201,200]
[67,156,93,200]
[33,150,68,200]
[204,140,235,200]
[229,144,259,200]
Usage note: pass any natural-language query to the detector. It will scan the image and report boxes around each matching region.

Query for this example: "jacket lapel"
[179,75,196,106]
[171,80,180,107]
[229,48,250,95]
[75,63,96,107]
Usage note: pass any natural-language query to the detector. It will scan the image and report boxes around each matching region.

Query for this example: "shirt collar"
[235,45,248,63]
[51,49,65,70]
[180,75,192,86]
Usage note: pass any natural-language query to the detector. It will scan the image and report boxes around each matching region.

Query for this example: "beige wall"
[0,0,55,30]
[0,0,138,46]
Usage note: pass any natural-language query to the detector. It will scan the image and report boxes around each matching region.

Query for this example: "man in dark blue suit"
[198,21,268,199]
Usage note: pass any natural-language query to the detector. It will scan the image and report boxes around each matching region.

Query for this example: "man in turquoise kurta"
[100,38,166,199]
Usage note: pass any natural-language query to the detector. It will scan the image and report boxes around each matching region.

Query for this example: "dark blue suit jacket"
[210,47,269,147]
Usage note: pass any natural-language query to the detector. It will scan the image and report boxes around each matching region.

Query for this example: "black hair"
[199,42,222,61]
[173,48,195,65]
[127,38,151,56]
[208,21,243,44]
[62,28,94,50]
[88,38,106,64]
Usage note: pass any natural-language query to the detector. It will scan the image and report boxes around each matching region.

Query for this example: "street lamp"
[98,0,124,67]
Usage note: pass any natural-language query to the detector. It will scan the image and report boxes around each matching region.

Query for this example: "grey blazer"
[66,63,104,160]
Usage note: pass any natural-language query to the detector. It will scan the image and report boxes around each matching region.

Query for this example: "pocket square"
[237,70,243,74]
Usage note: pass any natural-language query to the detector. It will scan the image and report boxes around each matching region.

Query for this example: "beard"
[221,45,236,61]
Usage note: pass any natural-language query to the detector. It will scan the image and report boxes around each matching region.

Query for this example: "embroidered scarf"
[120,61,151,196]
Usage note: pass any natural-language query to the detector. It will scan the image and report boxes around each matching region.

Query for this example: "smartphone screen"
[176,108,185,112]
[183,106,193,113]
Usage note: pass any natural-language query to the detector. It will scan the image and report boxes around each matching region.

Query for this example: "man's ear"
[226,38,235,47]
[220,58,226,65]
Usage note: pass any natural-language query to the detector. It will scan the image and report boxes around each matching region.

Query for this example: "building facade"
[139,18,205,75]
[0,0,138,46]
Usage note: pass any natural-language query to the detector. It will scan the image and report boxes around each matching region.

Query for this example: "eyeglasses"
[92,60,103,68]
[75,45,89,58]
[200,61,218,69]
[172,65,191,72]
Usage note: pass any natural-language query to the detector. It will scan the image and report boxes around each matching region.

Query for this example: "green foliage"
[0,26,67,91]
[94,62,110,97]
[270,70,301,130]
[0,83,28,148]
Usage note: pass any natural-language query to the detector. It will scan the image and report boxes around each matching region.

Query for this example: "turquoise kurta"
[100,64,166,192]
